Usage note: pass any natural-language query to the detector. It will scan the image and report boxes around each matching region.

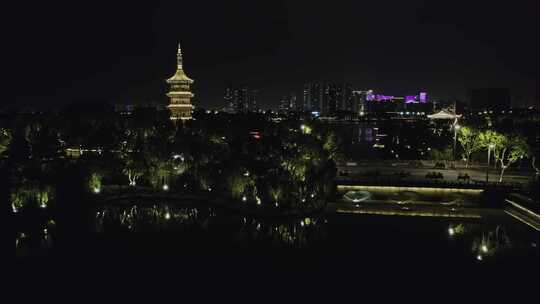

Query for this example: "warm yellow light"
[481,245,488,253]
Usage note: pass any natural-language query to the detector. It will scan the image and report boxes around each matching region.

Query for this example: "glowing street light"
[300,124,311,134]
[165,212,171,220]
[453,123,461,162]
[486,143,495,183]
[481,244,488,253]
[93,187,101,194]
[448,227,455,236]
[476,254,483,261]
[162,184,169,191]
[242,196,247,202]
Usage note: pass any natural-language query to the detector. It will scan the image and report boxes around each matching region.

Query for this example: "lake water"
[16,201,538,269]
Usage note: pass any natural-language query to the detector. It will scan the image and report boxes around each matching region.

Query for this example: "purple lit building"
[419,92,427,103]
[404,92,427,104]
[405,95,417,103]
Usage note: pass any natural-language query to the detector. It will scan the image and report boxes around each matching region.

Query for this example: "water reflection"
[472,226,512,261]
[95,204,205,233]
[15,202,539,261]
[447,222,520,262]
[94,203,327,248]
[15,219,56,258]
[238,216,326,247]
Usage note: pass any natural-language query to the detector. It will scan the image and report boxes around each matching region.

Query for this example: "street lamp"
[486,143,495,183]
[453,124,461,163]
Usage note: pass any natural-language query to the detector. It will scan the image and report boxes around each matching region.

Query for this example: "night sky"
[5,0,540,109]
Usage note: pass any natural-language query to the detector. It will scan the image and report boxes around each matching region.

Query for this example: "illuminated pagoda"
[166,43,194,121]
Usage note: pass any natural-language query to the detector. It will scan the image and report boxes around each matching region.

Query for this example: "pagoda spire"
[166,43,194,121]
[177,43,183,69]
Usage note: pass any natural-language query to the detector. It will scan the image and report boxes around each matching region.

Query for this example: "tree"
[322,132,344,163]
[428,147,453,166]
[497,136,529,182]
[478,130,505,169]
[457,126,482,168]
[0,128,11,155]
[226,169,254,200]
[122,153,146,186]
[480,131,529,182]
[7,127,31,163]
[120,134,147,186]
[531,148,540,182]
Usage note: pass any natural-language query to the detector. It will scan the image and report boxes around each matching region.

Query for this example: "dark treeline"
[2,103,343,226]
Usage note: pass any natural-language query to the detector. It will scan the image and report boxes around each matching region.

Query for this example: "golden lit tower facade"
[167,43,194,121]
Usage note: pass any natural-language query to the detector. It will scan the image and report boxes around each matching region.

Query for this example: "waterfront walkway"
[338,161,532,188]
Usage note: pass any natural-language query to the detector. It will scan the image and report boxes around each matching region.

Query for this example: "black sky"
[5,0,540,109]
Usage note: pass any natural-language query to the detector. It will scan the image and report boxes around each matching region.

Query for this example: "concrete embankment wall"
[504,194,540,231]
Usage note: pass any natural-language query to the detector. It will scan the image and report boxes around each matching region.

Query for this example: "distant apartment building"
[224,85,259,113]
[303,82,352,116]
[279,93,298,115]
[303,82,323,112]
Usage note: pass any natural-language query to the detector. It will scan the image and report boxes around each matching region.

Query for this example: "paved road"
[337,163,532,185]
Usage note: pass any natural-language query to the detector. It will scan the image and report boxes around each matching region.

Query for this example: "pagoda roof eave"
[167,71,194,82]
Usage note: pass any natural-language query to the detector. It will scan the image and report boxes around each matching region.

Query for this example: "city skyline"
[4,0,540,110]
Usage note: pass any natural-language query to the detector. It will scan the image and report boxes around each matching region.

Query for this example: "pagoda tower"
[166,43,194,121]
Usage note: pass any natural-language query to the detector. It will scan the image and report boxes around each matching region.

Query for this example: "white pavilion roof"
[427,110,462,120]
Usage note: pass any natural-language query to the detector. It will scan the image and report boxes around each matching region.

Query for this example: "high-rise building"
[224,85,259,113]
[322,83,339,116]
[353,90,370,115]
[224,86,235,112]
[303,83,323,112]
[166,43,194,121]
[248,89,259,112]
[341,83,353,112]
[278,92,297,115]
[288,93,297,110]
[321,83,353,116]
